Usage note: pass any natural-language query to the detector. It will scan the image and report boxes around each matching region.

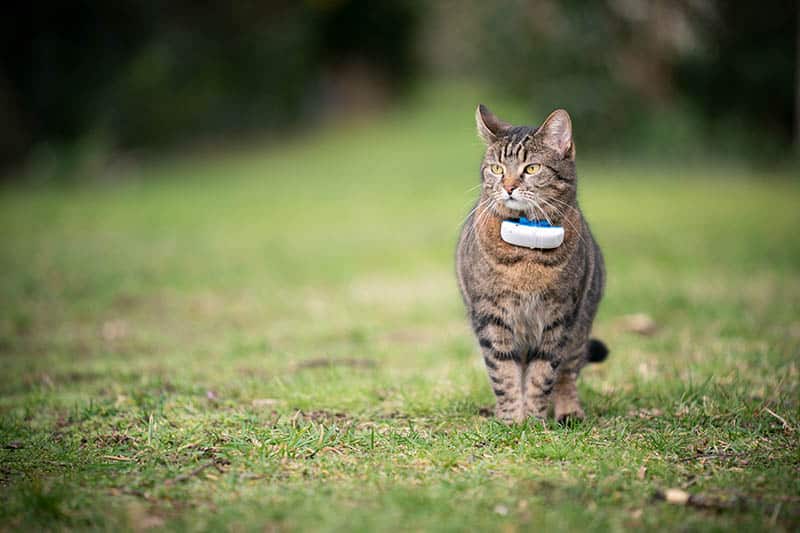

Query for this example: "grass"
[0,85,798,531]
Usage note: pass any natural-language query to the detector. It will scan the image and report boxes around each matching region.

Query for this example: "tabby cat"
[456,105,607,424]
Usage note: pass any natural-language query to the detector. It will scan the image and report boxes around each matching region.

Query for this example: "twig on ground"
[103,455,134,462]
[770,502,782,526]
[764,408,794,432]
[164,460,226,486]
[119,488,156,502]
[678,451,742,463]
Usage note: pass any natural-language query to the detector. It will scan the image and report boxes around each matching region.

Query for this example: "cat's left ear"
[476,104,511,145]
[539,109,575,160]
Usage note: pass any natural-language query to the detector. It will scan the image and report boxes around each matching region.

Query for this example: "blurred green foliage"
[428,0,797,158]
[0,0,797,177]
[1,0,419,173]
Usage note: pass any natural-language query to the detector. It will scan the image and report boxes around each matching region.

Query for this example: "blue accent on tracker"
[516,217,553,227]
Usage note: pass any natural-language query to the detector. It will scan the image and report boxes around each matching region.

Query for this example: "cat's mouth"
[503,198,529,212]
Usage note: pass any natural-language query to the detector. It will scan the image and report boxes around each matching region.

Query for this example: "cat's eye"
[490,164,504,175]
[524,164,542,175]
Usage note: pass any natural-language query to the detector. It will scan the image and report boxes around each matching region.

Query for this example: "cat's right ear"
[476,104,510,145]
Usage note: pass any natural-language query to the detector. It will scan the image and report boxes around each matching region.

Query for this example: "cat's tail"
[587,338,609,363]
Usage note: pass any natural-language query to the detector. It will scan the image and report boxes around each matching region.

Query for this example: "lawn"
[1,86,798,532]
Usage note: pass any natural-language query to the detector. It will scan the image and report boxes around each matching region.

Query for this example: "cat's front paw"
[555,406,585,425]
[495,405,526,425]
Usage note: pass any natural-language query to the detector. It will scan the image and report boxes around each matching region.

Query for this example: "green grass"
[1,85,798,532]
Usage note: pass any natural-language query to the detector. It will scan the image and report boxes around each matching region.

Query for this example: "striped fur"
[456,105,607,424]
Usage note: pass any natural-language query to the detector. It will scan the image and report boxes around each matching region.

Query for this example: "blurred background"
[1,0,798,179]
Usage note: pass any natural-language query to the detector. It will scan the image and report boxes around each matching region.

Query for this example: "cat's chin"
[498,199,530,217]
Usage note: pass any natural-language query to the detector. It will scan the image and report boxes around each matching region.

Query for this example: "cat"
[456,105,607,424]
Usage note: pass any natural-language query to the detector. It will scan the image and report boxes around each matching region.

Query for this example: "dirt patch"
[93,433,135,449]
[164,458,230,486]
[33,370,103,388]
[293,410,353,424]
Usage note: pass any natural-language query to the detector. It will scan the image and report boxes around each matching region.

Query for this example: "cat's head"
[475,105,577,221]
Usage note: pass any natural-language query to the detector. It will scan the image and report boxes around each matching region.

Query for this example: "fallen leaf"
[493,504,509,516]
[616,313,658,336]
[657,488,690,505]
[318,446,343,455]
[628,408,664,419]
[637,465,647,480]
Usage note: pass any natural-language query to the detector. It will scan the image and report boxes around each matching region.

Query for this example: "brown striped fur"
[456,105,607,424]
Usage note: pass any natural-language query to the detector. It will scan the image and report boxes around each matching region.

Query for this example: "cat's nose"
[503,183,518,194]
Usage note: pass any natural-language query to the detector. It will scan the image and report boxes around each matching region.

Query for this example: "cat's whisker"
[457,197,481,220]
[534,196,567,223]
[524,195,553,226]
[538,196,588,249]
[535,202,553,226]
[459,197,489,229]
[517,192,552,226]
[525,193,576,242]
[544,195,578,213]
[525,194,555,223]
[469,205,491,242]
[478,197,495,224]
[464,196,493,243]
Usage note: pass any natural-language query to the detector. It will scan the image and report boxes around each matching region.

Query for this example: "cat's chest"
[507,293,551,346]
[477,221,569,292]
